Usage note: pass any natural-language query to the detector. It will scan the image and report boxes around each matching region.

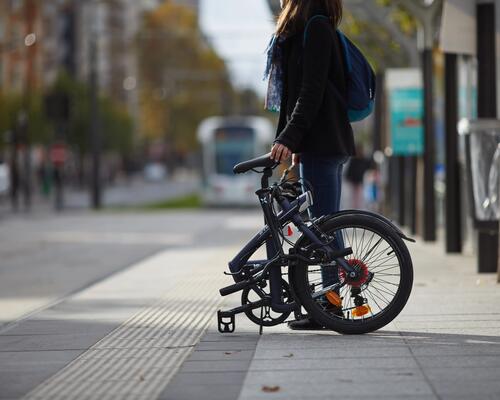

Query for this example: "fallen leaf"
[262,385,280,393]
[283,353,294,358]
[139,374,145,382]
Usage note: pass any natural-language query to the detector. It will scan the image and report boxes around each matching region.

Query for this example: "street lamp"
[89,1,102,210]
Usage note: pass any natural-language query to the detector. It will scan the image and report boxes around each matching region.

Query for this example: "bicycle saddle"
[233,153,277,174]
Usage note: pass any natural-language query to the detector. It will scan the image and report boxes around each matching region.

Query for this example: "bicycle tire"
[289,213,413,334]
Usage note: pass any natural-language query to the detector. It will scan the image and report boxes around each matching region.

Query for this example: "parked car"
[143,162,168,182]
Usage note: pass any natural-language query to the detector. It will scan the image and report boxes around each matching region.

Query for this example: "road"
[0,209,262,328]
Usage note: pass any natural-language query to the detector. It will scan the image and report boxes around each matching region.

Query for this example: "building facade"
[75,0,141,104]
[0,0,44,93]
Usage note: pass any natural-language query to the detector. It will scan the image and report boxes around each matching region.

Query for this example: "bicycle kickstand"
[259,306,264,336]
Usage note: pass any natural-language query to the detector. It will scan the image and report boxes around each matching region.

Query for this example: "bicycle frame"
[217,167,355,332]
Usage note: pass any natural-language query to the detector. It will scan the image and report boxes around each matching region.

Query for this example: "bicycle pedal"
[217,310,235,333]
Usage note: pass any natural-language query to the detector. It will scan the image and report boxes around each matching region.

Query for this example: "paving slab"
[0,245,240,399]
[234,238,500,400]
[1,216,499,400]
[158,383,245,400]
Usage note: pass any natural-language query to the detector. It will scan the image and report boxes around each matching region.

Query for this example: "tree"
[50,73,133,157]
[137,2,234,155]
[0,90,51,150]
[266,0,420,69]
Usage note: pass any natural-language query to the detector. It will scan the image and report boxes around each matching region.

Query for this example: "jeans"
[299,153,349,287]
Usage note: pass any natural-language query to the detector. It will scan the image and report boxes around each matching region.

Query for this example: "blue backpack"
[304,15,376,122]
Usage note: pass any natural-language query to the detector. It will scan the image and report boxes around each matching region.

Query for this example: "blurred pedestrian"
[345,144,372,209]
[37,150,52,198]
[267,0,355,330]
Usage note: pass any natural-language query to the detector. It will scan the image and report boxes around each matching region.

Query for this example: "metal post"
[389,156,399,222]
[392,0,442,241]
[444,53,462,253]
[9,129,19,212]
[373,73,385,152]
[407,156,417,235]
[422,48,436,241]
[54,166,63,211]
[22,0,37,212]
[477,4,497,119]
[20,114,31,211]
[89,27,101,209]
[397,156,406,226]
[476,3,499,273]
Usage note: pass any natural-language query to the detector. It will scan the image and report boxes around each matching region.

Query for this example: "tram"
[197,116,275,206]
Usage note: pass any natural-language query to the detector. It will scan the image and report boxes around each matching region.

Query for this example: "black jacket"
[274,13,355,157]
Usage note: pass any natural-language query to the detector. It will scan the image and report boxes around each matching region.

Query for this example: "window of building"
[0,19,5,42]
[10,0,23,12]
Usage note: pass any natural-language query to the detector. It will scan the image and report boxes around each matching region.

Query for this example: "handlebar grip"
[219,279,252,296]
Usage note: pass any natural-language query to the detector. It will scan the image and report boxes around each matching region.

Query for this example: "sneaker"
[287,317,325,331]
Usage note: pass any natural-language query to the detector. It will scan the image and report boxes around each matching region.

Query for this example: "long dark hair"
[276,0,343,36]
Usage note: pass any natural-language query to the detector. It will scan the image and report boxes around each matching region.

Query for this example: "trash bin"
[458,119,500,274]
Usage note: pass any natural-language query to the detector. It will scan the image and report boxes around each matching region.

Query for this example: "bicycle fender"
[321,210,416,243]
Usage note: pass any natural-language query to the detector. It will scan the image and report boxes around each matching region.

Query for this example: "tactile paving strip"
[24,250,232,400]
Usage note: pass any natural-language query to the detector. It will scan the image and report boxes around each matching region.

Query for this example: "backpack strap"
[303,15,330,46]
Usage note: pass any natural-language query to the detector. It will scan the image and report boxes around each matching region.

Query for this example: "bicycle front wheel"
[289,213,413,334]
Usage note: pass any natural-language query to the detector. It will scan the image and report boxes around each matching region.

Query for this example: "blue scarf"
[264,35,285,113]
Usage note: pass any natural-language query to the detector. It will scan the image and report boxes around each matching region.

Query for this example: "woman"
[266,0,356,330]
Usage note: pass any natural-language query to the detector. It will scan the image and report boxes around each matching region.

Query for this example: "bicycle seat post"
[261,167,273,189]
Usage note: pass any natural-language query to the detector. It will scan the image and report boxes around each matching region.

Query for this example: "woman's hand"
[270,143,292,163]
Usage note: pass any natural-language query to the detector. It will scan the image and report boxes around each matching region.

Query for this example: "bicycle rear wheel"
[289,214,413,334]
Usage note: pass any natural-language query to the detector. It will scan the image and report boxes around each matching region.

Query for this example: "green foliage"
[340,0,419,70]
[0,90,51,149]
[50,72,134,156]
[99,97,134,154]
[341,12,408,71]
[142,193,201,210]
[109,192,201,211]
[137,3,240,152]
[376,0,418,35]
[1,73,133,157]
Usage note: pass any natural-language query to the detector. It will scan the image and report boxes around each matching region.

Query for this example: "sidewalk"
[1,230,499,399]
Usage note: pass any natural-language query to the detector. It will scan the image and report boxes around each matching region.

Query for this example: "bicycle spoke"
[369,263,400,272]
[367,284,392,305]
[363,287,380,310]
[361,236,382,262]
[302,221,409,328]
[365,286,388,309]
[370,281,396,297]
[372,277,400,287]
[364,244,394,265]
[367,253,398,268]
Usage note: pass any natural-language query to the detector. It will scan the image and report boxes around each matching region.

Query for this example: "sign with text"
[386,69,424,156]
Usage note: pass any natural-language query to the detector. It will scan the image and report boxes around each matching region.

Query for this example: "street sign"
[386,69,424,156]
[389,88,424,155]
[440,0,476,55]
[50,143,67,166]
